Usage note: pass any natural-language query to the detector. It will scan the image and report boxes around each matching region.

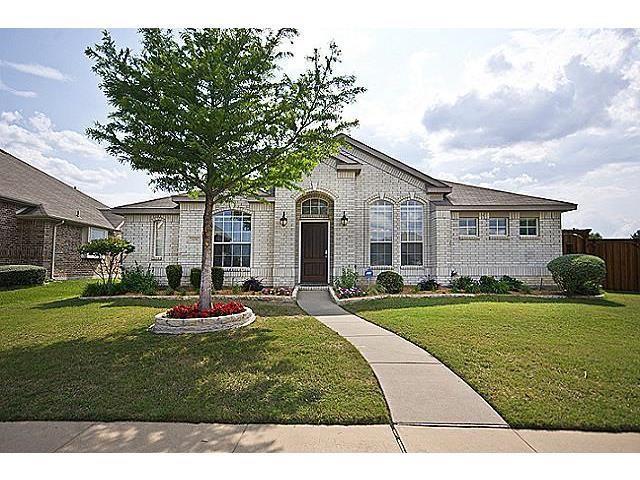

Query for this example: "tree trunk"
[199,193,215,310]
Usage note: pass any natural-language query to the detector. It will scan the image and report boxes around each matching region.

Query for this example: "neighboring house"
[0,149,123,279]
[112,135,577,287]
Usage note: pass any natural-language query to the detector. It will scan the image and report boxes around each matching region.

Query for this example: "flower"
[166,301,245,319]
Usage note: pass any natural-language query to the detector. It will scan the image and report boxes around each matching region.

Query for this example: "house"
[111,135,577,287]
[0,149,123,279]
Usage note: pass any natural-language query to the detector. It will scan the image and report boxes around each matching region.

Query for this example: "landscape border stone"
[150,306,256,334]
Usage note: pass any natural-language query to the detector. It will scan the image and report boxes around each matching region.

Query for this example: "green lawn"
[345,293,640,431]
[0,281,388,424]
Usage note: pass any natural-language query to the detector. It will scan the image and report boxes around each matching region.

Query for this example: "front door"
[300,222,328,284]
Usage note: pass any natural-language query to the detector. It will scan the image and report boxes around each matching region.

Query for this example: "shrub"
[417,277,439,292]
[120,264,158,295]
[500,275,531,293]
[376,271,404,294]
[82,281,122,297]
[190,268,201,289]
[166,301,245,319]
[478,276,510,294]
[165,264,183,290]
[450,275,479,293]
[334,286,366,299]
[242,277,264,292]
[366,284,386,296]
[78,237,134,285]
[547,254,606,295]
[189,267,224,291]
[0,265,46,287]
[334,266,358,289]
[212,267,224,291]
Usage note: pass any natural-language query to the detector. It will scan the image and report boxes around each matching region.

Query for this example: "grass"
[0,280,388,424]
[345,293,640,431]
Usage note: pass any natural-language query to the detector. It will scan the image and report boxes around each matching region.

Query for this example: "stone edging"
[80,294,295,302]
[150,307,256,334]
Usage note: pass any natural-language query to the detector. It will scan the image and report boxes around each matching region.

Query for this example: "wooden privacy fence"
[563,229,640,292]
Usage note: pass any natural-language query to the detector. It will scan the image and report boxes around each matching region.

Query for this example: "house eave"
[433,203,578,212]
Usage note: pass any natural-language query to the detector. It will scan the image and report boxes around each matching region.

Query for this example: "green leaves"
[78,237,135,256]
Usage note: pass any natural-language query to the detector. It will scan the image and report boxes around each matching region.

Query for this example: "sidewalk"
[1,421,639,453]
[296,290,506,427]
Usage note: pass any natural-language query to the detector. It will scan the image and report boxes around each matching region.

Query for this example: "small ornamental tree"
[78,237,135,285]
[86,29,364,309]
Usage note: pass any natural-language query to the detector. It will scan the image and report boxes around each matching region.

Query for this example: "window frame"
[458,217,479,237]
[301,198,329,217]
[369,200,394,267]
[151,219,166,259]
[519,217,539,237]
[84,227,108,259]
[213,210,252,269]
[400,200,424,266]
[488,217,509,237]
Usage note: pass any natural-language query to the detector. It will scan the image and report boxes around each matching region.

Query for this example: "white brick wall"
[120,150,565,288]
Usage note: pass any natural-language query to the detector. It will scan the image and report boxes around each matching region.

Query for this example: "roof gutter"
[51,220,65,280]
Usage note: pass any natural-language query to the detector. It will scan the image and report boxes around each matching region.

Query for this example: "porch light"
[279,211,288,227]
[340,211,349,226]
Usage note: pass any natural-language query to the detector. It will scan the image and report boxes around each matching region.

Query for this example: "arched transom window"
[400,200,423,266]
[301,198,328,216]
[213,210,251,267]
[370,200,393,266]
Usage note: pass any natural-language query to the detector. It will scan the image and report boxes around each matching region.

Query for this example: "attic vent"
[76,210,80,217]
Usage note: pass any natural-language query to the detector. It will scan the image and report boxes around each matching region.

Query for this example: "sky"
[1,28,639,237]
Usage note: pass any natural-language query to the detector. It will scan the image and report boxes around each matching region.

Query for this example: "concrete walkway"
[1,421,639,452]
[296,290,506,427]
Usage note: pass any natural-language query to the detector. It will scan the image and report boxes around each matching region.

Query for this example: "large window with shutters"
[213,210,252,267]
[370,200,393,266]
[400,200,423,266]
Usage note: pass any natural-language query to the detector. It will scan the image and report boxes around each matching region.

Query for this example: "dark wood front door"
[300,222,328,284]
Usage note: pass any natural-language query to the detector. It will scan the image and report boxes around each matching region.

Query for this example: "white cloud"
[0,59,70,81]
[0,111,127,191]
[0,79,37,98]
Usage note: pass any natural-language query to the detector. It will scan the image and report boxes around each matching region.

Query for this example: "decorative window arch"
[301,197,329,216]
[369,199,393,266]
[213,210,251,267]
[400,200,423,266]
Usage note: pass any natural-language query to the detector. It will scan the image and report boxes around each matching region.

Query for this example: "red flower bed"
[166,301,245,319]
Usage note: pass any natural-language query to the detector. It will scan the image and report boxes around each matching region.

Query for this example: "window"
[213,210,251,267]
[370,200,393,266]
[151,219,165,258]
[89,227,108,241]
[519,217,539,236]
[458,217,478,236]
[401,200,423,266]
[489,217,508,236]
[301,198,328,216]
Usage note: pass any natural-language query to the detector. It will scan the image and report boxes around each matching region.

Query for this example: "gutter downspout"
[51,220,65,280]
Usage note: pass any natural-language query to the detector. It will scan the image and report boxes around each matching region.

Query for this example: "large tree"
[86,28,364,309]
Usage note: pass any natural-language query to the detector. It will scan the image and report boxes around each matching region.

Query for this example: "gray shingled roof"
[113,196,178,210]
[438,181,577,210]
[0,149,123,229]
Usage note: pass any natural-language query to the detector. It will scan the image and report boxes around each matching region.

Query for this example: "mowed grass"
[0,281,389,424]
[345,293,640,431]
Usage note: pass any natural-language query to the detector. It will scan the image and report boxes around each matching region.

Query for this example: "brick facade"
[119,148,568,288]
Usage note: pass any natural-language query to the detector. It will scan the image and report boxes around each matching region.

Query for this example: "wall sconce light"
[279,211,288,227]
[340,211,349,226]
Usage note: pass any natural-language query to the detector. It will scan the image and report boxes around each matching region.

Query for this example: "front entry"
[300,222,328,284]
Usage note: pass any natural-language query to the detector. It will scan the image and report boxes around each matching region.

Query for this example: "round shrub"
[376,271,404,294]
[165,264,183,290]
[0,265,46,287]
[189,267,224,291]
[547,254,606,295]
[190,268,201,289]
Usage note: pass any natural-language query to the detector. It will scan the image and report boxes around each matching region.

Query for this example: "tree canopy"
[86,29,364,308]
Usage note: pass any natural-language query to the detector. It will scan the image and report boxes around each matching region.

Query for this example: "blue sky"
[1,28,639,236]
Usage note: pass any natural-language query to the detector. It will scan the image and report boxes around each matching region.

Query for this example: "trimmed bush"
[165,264,183,290]
[120,264,158,295]
[0,265,46,287]
[189,267,224,291]
[417,277,439,292]
[82,281,123,297]
[242,277,264,292]
[547,254,606,295]
[376,271,404,294]
[190,268,201,289]
[212,267,224,291]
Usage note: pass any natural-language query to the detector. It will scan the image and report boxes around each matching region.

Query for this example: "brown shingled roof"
[0,149,123,229]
